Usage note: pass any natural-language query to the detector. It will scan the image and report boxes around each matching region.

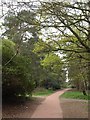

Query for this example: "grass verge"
[33,87,54,96]
[60,90,90,100]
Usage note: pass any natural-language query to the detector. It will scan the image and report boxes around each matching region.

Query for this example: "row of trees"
[1,0,90,99]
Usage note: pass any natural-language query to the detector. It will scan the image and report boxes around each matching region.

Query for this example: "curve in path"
[31,88,70,118]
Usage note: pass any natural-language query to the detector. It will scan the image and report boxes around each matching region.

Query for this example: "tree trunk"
[81,80,87,96]
[87,61,90,91]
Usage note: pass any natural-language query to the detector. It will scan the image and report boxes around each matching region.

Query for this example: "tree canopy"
[1,0,90,100]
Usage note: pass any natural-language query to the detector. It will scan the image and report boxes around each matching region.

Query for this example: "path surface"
[31,88,70,118]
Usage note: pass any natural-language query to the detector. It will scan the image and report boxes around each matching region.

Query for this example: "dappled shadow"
[2,96,46,118]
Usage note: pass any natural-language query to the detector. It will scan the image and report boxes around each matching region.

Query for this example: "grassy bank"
[33,88,54,96]
[60,90,90,100]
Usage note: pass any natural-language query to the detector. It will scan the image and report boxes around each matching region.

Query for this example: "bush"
[42,78,61,90]
[71,86,76,88]
[2,39,35,100]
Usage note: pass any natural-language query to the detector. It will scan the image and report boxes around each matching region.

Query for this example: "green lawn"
[60,90,90,100]
[33,88,54,96]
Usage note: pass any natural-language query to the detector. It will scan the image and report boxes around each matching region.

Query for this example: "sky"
[0,0,88,2]
[0,0,88,19]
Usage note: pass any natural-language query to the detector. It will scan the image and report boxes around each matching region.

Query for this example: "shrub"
[2,39,35,100]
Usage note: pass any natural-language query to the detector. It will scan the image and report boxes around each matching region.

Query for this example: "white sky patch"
[66,70,69,82]
[39,27,60,41]
[55,52,64,58]
[0,0,88,4]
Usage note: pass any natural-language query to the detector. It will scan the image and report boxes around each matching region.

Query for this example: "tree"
[68,56,88,91]
[2,8,45,87]
[40,53,66,89]
[3,10,39,43]
[38,1,90,55]
[37,1,90,91]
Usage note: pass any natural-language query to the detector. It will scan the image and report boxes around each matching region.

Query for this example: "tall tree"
[37,1,90,90]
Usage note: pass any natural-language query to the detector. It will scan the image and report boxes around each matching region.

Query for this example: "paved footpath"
[31,89,70,118]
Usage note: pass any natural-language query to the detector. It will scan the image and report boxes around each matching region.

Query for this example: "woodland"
[0,0,90,101]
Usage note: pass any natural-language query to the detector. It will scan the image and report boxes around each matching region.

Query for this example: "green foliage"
[40,53,66,90]
[2,9,45,99]
[67,54,88,91]
[2,8,68,96]
[42,78,61,90]
[38,1,90,90]
[60,90,90,100]
[2,39,15,65]
[33,39,52,54]
[0,40,2,52]
[41,53,62,67]
[33,87,54,96]
[3,9,44,89]
[0,40,2,72]
[2,39,35,99]
[33,39,66,90]
[3,10,38,43]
